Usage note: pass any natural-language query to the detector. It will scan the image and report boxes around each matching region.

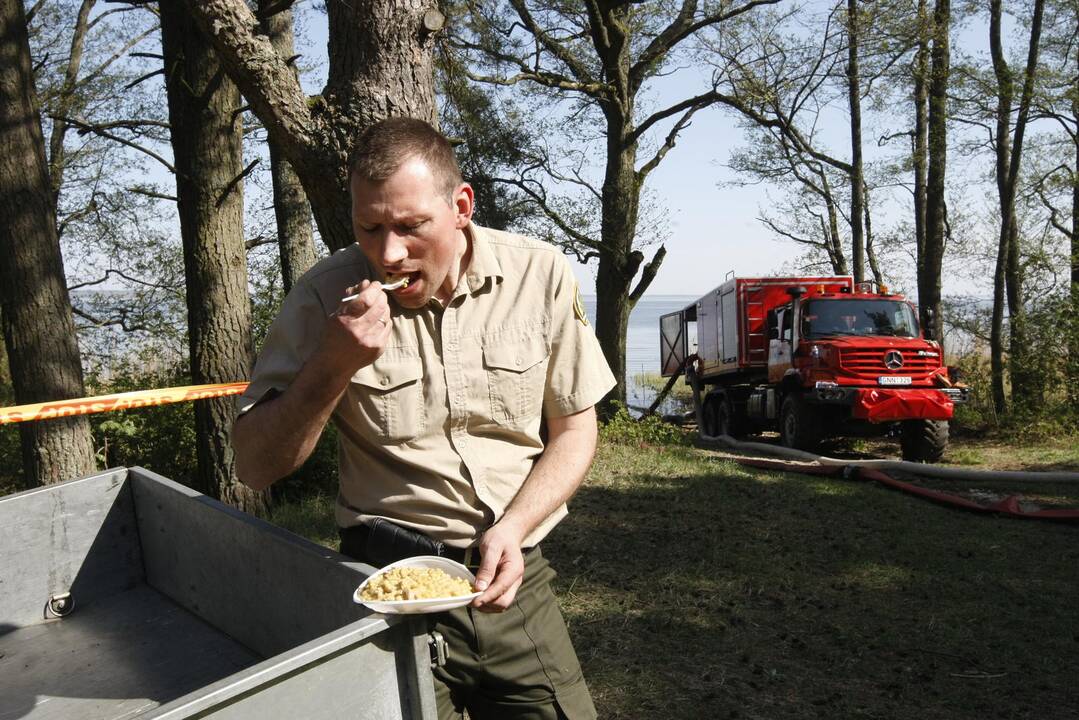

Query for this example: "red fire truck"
[659,276,968,462]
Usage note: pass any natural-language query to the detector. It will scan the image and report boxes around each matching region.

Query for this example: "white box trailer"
[0,467,438,720]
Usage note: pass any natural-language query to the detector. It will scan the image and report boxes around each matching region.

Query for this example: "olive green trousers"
[427,547,596,720]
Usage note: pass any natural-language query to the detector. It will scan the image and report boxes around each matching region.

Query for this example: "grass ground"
[266,432,1078,720]
[544,439,1079,719]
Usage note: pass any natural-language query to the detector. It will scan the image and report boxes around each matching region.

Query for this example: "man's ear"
[453,183,474,228]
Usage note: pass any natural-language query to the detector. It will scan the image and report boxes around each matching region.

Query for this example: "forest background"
[0,0,1077,509]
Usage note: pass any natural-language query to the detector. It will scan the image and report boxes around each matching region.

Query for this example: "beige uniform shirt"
[238,224,615,548]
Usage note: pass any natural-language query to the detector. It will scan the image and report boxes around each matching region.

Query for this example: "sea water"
[581,295,697,413]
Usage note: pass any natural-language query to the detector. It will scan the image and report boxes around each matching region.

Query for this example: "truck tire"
[780,394,821,451]
[900,420,949,463]
[717,396,745,438]
[702,394,720,437]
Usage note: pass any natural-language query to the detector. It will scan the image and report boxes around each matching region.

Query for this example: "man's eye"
[360,225,378,233]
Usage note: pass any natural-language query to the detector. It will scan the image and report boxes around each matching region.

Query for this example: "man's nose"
[381,231,408,267]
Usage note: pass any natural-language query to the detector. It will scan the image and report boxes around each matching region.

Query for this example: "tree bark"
[258,0,316,291]
[989,0,1045,414]
[913,0,929,287]
[160,2,266,514]
[180,0,439,253]
[988,0,1011,415]
[846,0,865,284]
[864,183,883,284]
[920,0,949,348]
[0,0,96,486]
[46,0,94,206]
[1071,62,1079,412]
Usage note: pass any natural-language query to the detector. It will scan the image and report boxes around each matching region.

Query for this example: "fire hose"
[699,432,1079,522]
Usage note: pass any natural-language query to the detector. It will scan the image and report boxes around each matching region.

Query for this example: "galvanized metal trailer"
[0,466,438,720]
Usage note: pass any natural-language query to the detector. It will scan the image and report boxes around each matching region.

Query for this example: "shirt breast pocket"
[483,335,550,425]
[349,358,426,444]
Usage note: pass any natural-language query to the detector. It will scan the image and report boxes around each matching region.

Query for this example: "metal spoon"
[340,277,409,303]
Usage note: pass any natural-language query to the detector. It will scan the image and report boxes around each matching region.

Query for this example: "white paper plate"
[353,555,482,614]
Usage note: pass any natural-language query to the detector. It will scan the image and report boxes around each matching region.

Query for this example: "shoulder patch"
[573,283,589,326]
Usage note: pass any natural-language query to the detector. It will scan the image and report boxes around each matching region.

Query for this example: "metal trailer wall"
[0,467,436,720]
[692,276,854,380]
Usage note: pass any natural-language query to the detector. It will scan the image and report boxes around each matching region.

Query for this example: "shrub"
[600,401,690,447]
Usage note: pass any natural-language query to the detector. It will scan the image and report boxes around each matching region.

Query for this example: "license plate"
[878,375,912,386]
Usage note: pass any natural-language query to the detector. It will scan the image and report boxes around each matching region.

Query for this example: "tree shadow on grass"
[544,455,1079,720]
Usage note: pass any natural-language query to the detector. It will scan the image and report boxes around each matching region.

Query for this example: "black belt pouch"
[339,517,447,568]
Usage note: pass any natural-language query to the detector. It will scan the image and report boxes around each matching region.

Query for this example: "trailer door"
[660,310,688,377]
[720,287,738,363]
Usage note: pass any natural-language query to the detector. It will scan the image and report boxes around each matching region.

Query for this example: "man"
[233,117,614,719]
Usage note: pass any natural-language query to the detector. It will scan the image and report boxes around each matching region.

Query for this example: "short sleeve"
[236,279,328,415]
[543,257,616,417]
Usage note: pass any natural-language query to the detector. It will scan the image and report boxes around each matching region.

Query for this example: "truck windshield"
[801,299,920,338]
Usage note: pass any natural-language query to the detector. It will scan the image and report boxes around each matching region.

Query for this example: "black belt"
[339,518,535,569]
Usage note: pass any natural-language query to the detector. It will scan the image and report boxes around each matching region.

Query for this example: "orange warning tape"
[0,382,250,426]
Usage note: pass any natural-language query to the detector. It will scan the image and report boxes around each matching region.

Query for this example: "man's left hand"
[471,522,526,612]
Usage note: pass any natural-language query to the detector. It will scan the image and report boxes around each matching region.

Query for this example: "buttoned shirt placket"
[436,291,493,519]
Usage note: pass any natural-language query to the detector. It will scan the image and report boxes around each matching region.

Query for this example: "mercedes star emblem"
[884,350,904,370]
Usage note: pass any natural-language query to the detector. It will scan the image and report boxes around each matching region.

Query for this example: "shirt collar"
[461,222,503,295]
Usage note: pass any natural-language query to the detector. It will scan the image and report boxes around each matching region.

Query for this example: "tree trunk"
[989,0,1045,414]
[181,0,439,254]
[0,306,10,401]
[160,2,266,515]
[259,0,316,291]
[1070,45,1079,412]
[0,0,96,486]
[1005,0,1045,410]
[988,0,1011,415]
[920,0,949,348]
[46,0,94,206]
[913,0,929,285]
[846,0,865,283]
[822,172,849,274]
[594,117,640,415]
[864,183,883,284]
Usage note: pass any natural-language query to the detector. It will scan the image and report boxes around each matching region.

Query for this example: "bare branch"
[217,159,260,207]
[508,0,595,84]
[25,0,47,25]
[637,104,700,181]
[255,0,296,20]
[54,115,175,173]
[761,216,825,247]
[71,306,153,333]
[461,67,607,97]
[629,245,666,304]
[79,25,160,90]
[631,0,784,90]
[124,68,164,90]
[629,88,717,146]
[127,186,178,202]
[69,268,179,293]
[490,175,603,253]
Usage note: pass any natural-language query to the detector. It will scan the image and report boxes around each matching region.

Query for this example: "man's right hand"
[318,280,394,377]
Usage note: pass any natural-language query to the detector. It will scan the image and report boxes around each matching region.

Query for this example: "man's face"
[350,157,473,309]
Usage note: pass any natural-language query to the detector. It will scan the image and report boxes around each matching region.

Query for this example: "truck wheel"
[701,395,720,437]
[717,397,744,438]
[780,394,821,451]
[900,420,949,463]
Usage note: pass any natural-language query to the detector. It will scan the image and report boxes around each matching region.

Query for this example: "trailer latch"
[428,630,448,668]
[45,592,74,618]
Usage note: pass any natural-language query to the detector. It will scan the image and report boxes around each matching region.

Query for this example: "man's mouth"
[387,270,422,291]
